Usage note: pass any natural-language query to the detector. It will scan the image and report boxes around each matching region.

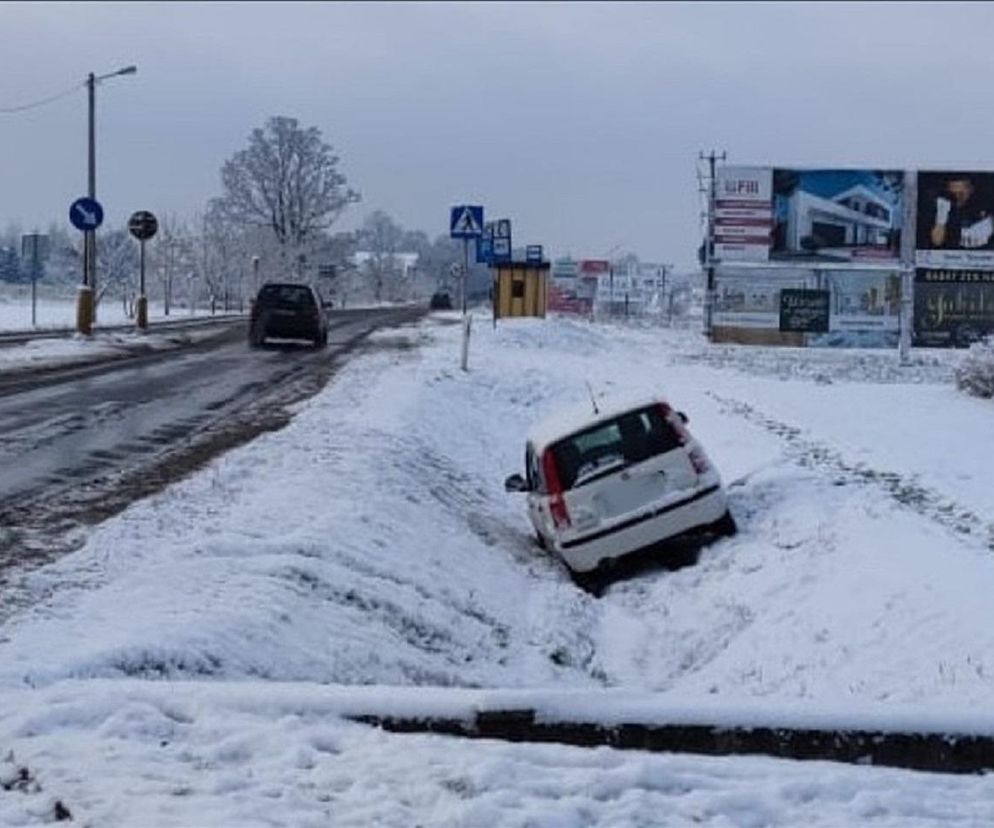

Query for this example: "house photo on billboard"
[772,169,904,262]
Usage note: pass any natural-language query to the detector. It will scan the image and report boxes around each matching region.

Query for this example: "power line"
[0,81,83,115]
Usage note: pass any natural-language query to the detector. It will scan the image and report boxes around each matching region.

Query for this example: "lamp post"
[76,64,137,334]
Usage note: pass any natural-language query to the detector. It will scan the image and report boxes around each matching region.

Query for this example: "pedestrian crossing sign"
[450,205,484,238]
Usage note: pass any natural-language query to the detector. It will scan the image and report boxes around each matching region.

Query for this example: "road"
[0,306,421,589]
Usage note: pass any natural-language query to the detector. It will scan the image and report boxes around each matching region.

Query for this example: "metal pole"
[87,72,97,322]
[701,149,726,341]
[31,255,37,327]
[137,238,149,330]
[462,238,469,315]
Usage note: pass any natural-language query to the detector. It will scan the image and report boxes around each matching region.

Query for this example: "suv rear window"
[551,406,683,490]
[258,285,315,307]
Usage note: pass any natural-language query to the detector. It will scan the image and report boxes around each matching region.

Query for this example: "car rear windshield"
[258,285,315,307]
[550,406,683,490]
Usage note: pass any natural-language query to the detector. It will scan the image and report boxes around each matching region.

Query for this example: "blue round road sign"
[69,197,104,231]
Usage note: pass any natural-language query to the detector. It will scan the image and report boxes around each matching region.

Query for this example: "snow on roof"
[527,390,669,453]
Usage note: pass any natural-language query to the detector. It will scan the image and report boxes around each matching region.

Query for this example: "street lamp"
[77,64,137,334]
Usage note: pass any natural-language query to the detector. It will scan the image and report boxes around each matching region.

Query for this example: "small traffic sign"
[128,210,158,241]
[69,197,104,231]
[494,219,511,239]
[476,235,493,264]
[526,245,543,263]
[450,205,484,238]
[493,237,511,262]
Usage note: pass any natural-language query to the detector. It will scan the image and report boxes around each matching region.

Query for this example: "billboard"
[772,169,904,263]
[916,171,994,269]
[714,166,773,262]
[715,267,901,347]
[779,289,830,333]
[913,268,994,347]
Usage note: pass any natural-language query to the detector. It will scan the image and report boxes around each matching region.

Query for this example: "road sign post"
[70,196,104,335]
[21,233,49,329]
[128,210,158,330]
[450,205,484,316]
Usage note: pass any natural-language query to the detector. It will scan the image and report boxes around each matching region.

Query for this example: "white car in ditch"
[505,393,735,588]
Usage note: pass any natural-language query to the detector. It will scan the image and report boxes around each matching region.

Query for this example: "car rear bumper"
[554,484,728,572]
[253,317,321,341]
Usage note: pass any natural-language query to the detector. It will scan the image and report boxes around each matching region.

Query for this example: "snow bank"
[3,681,994,827]
[3,311,994,824]
[955,336,994,399]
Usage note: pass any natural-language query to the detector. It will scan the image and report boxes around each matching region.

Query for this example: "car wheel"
[711,509,738,537]
[570,568,606,597]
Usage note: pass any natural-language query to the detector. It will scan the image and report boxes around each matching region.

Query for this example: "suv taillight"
[541,450,571,530]
[688,447,710,474]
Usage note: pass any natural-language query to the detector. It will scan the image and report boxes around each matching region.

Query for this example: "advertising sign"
[772,169,904,263]
[714,166,773,262]
[715,267,901,346]
[913,268,994,347]
[779,289,830,333]
[916,171,994,269]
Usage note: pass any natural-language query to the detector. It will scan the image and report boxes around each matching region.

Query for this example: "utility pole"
[76,64,137,334]
[699,149,726,340]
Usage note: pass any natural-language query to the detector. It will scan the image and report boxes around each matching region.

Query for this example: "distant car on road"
[430,290,453,310]
[505,393,735,591]
[249,282,328,349]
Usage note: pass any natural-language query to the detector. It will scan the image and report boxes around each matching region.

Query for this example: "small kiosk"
[494,261,549,319]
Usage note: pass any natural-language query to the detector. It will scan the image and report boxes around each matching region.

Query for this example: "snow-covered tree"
[358,210,407,302]
[212,116,360,260]
[95,227,139,316]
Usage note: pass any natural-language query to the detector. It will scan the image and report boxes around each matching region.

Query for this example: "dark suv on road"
[249,282,329,348]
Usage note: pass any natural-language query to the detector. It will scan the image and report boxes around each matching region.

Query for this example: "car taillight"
[541,450,571,529]
[688,447,710,474]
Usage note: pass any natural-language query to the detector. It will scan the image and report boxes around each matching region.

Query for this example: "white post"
[460,313,472,372]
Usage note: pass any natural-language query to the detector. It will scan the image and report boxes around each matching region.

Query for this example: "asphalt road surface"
[0,306,421,593]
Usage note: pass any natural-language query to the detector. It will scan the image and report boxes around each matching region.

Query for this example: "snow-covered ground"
[0,327,239,374]
[0,288,220,332]
[2,311,993,825]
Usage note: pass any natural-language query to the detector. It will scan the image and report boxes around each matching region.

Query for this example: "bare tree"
[213,116,360,258]
[358,210,406,302]
[153,215,195,315]
[96,227,138,316]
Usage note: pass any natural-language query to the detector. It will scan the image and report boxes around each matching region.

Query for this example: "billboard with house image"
[771,169,905,263]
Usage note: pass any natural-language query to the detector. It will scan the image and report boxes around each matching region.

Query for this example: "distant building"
[352,251,419,277]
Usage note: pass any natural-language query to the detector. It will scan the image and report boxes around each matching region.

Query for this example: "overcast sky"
[3,1,994,266]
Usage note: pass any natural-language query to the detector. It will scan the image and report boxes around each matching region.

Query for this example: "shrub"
[955,336,994,398]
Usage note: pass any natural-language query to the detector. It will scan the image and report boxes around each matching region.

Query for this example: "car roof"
[260,282,314,291]
[527,391,672,454]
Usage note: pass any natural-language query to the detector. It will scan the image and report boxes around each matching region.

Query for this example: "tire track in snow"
[709,392,994,551]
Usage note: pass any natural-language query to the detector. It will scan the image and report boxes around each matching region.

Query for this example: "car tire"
[570,568,606,598]
[711,509,738,537]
